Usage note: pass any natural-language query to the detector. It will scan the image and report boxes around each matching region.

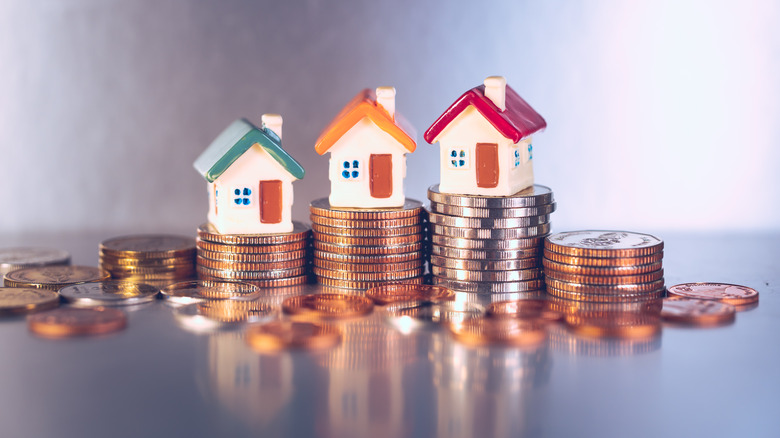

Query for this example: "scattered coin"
[4,266,110,291]
[282,293,374,319]
[28,307,127,338]
[246,320,342,352]
[666,282,759,306]
[0,288,60,316]
[448,317,548,347]
[545,231,664,258]
[59,281,159,307]
[365,283,455,305]
[661,297,736,327]
[173,300,276,332]
[160,280,259,305]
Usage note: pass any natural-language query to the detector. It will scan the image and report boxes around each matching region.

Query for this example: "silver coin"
[160,280,259,305]
[546,230,664,253]
[430,244,540,260]
[196,265,307,280]
[310,197,424,214]
[430,202,556,218]
[173,300,277,333]
[427,184,554,208]
[428,212,549,229]
[431,234,547,250]
[0,247,70,282]
[430,255,540,271]
[59,281,159,306]
[433,277,546,294]
[432,266,543,282]
[431,223,551,240]
[313,249,425,264]
[383,300,485,333]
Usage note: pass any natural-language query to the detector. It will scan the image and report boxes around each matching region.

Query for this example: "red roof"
[424,84,546,144]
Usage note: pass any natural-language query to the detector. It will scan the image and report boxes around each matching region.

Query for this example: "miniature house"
[193,115,305,234]
[424,76,546,196]
[314,87,416,208]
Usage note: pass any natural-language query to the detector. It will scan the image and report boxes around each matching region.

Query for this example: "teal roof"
[193,119,305,183]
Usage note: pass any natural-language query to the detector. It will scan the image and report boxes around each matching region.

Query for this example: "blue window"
[527,143,533,161]
[341,159,361,179]
[514,149,521,167]
[233,187,252,206]
[448,149,468,169]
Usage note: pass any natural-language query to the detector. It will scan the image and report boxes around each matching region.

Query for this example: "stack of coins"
[427,184,555,294]
[195,222,311,288]
[99,235,196,287]
[310,198,427,289]
[543,231,665,303]
[0,247,71,286]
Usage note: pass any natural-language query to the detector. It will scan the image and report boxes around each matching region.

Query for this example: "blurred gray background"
[1,0,778,237]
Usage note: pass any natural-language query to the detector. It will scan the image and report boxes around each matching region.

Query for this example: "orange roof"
[314,89,416,155]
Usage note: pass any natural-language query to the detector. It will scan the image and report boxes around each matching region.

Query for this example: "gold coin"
[195,238,307,254]
[197,248,307,263]
[313,258,422,273]
[28,307,127,338]
[661,297,736,327]
[544,231,664,258]
[486,299,565,323]
[448,317,547,347]
[196,265,307,280]
[543,251,664,267]
[311,223,423,237]
[109,272,195,281]
[666,282,759,306]
[282,293,374,319]
[100,263,195,275]
[4,266,110,291]
[317,276,423,290]
[313,266,425,282]
[545,286,665,303]
[313,249,424,264]
[312,232,423,246]
[160,280,259,303]
[198,274,311,289]
[313,240,424,255]
[196,222,310,245]
[546,278,665,294]
[310,214,423,229]
[246,320,341,352]
[309,198,424,220]
[544,269,665,285]
[542,258,663,276]
[365,283,454,305]
[98,255,194,268]
[0,288,60,315]
[196,256,307,271]
[99,235,196,259]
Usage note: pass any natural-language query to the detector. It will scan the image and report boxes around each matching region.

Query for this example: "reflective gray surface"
[0,232,778,438]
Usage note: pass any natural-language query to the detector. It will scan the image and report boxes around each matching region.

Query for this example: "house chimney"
[483,76,507,111]
[376,87,396,120]
[261,114,283,140]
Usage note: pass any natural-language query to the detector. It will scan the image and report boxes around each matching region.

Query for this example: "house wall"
[435,106,535,196]
[208,144,296,234]
[326,117,408,208]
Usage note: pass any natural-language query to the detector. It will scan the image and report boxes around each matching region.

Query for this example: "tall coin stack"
[310,198,427,289]
[195,222,311,288]
[427,184,556,294]
[99,235,197,287]
[543,231,665,303]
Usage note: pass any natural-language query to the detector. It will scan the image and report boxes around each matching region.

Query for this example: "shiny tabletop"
[0,232,778,438]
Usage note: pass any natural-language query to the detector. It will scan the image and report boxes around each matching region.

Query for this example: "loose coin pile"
[0,247,71,285]
[666,282,758,310]
[195,222,311,288]
[310,198,427,289]
[99,235,196,286]
[543,230,665,302]
[427,184,555,294]
[3,265,110,291]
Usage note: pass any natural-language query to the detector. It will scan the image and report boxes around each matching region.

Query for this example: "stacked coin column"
[99,235,196,288]
[195,222,311,288]
[310,198,427,290]
[427,185,556,294]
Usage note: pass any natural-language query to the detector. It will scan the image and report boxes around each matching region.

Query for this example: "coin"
[0,247,70,273]
[173,300,276,332]
[313,266,425,282]
[432,266,543,282]
[546,278,665,294]
[196,222,310,245]
[313,250,424,264]
[313,240,424,255]
[365,283,455,305]
[429,202,556,218]
[58,281,159,306]
[666,282,759,306]
[544,269,665,285]
[312,223,423,237]
[98,255,194,268]
[428,213,551,229]
[314,258,422,273]
[196,256,307,272]
[431,234,545,250]
[282,293,374,319]
[195,238,307,254]
[486,299,564,323]
[545,286,665,303]
[430,255,539,271]
[543,251,664,267]
[661,297,736,327]
[4,266,110,291]
[312,232,423,246]
[542,258,663,276]
[310,198,424,220]
[545,231,664,258]
[448,317,547,347]
[197,249,307,263]
[28,307,127,338]
[317,276,423,290]
[196,265,307,280]
[100,235,196,259]
[428,184,554,208]
[204,275,311,289]
[246,321,342,352]
[433,278,545,294]
[0,288,60,315]
[430,223,550,239]
[310,214,423,229]
[430,244,539,260]
[99,263,195,275]
[160,280,259,305]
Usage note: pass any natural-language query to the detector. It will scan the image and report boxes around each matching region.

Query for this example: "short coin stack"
[543,230,665,302]
[99,235,196,287]
[427,184,555,294]
[195,222,311,288]
[310,198,427,289]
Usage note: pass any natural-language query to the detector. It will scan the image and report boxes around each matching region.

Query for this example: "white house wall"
[327,117,408,208]
[208,144,296,234]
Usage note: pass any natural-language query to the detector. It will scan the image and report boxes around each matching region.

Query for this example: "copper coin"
[311,223,423,237]
[195,238,307,254]
[661,297,736,327]
[246,321,342,352]
[161,280,259,304]
[28,307,127,338]
[313,266,424,282]
[564,313,661,339]
[667,282,758,306]
[99,255,194,268]
[365,283,455,305]
[196,265,307,280]
[196,256,307,271]
[196,222,310,245]
[282,293,374,319]
[199,275,311,289]
[545,286,665,303]
[197,248,307,263]
[309,198,424,220]
[0,288,60,315]
[545,231,664,258]
[448,317,547,347]
[99,235,196,259]
[313,240,424,255]
[316,276,423,290]
[310,214,423,229]
[4,266,110,291]
[544,251,664,267]
[313,250,424,264]
[486,299,564,323]
[542,258,663,276]
[545,278,665,295]
[313,232,423,247]
[313,258,422,273]
[544,269,665,286]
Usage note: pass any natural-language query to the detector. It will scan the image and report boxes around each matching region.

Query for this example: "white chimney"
[261,113,283,140]
[483,76,507,111]
[376,87,396,120]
